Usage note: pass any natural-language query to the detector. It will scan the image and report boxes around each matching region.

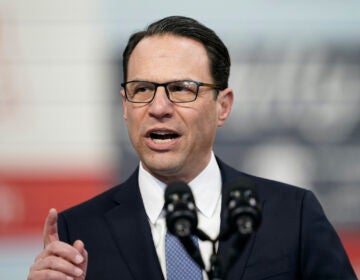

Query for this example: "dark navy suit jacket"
[58,159,356,279]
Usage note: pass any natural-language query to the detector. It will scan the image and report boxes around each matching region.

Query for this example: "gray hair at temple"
[122,15,231,89]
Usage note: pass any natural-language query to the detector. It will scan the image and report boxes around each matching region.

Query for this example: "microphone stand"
[208,238,224,280]
[184,228,253,280]
[195,229,223,280]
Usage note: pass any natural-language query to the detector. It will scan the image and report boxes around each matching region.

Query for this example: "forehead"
[127,35,212,82]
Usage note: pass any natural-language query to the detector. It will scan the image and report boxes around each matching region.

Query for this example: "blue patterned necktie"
[165,232,203,280]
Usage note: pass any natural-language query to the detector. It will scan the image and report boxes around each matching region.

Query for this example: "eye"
[131,82,154,94]
[168,81,197,93]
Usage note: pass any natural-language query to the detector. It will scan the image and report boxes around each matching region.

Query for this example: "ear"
[217,88,234,127]
[121,89,128,120]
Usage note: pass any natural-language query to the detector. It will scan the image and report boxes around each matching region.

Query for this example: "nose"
[148,86,174,119]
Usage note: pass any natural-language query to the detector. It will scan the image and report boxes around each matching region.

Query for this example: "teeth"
[153,138,174,143]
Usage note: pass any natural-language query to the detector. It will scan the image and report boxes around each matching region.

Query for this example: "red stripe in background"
[0,172,113,236]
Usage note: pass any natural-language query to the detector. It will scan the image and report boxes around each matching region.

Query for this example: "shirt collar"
[139,152,222,225]
[138,163,167,225]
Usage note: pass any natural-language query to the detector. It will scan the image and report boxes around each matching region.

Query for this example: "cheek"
[123,108,127,120]
[126,117,142,149]
[123,110,137,136]
[126,114,138,134]
[193,106,218,137]
[123,104,139,125]
[125,107,147,140]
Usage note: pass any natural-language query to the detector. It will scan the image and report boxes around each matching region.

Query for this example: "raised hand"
[28,209,88,280]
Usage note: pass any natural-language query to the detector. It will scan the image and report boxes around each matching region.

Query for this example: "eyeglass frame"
[120,80,223,104]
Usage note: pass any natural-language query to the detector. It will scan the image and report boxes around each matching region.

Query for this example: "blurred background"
[0,0,359,278]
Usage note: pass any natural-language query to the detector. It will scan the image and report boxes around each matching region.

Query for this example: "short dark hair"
[122,16,231,89]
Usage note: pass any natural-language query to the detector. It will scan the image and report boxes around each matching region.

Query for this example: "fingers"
[73,240,88,279]
[72,240,85,254]
[28,269,76,280]
[43,208,59,246]
[30,255,84,279]
[29,240,86,280]
[36,241,84,264]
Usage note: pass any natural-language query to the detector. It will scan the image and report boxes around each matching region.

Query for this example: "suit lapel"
[217,159,260,280]
[104,170,164,280]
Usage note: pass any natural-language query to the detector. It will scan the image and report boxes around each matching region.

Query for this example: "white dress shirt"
[138,152,222,280]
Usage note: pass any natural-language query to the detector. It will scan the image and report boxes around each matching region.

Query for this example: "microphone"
[164,181,205,270]
[226,178,261,236]
[164,181,198,237]
[220,178,262,277]
[221,178,262,239]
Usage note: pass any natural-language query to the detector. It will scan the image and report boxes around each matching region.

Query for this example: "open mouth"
[149,131,180,143]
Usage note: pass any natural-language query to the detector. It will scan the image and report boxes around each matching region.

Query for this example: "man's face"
[122,34,233,183]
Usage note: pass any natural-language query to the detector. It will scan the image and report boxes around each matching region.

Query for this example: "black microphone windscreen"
[165,180,192,197]
[223,176,262,237]
[164,180,198,237]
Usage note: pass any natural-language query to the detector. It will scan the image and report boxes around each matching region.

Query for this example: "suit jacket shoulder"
[216,158,356,279]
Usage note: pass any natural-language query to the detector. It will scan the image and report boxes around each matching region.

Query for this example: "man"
[27,16,356,280]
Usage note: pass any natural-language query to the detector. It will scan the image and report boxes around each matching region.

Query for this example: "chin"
[143,157,184,177]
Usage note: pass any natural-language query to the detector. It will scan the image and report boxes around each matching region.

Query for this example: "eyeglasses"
[121,80,222,103]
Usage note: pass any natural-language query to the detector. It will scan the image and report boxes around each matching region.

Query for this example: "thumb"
[43,208,59,246]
